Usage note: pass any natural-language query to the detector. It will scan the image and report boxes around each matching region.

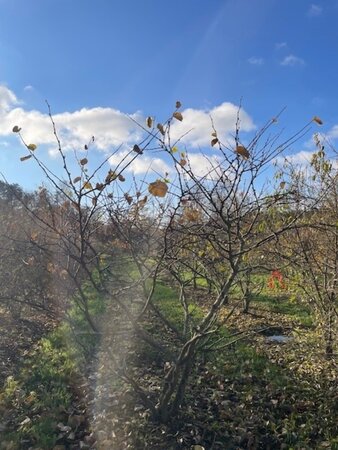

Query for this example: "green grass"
[0,277,106,449]
[252,292,314,326]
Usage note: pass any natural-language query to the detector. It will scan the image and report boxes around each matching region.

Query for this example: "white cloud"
[275,42,287,50]
[0,85,144,153]
[170,102,255,148]
[0,86,255,167]
[108,150,171,176]
[280,54,305,67]
[248,57,264,65]
[307,4,322,17]
[185,153,223,179]
[23,85,34,92]
[283,150,314,165]
[0,85,19,112]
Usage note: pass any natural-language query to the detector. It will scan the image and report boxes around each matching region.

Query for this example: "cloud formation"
[170,102,255,148]
[280,54,305,67]
[0,85,255,175]
[248,57,264,65]
[307,4,322,17]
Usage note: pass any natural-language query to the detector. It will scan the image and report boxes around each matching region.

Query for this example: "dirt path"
[88,284,143,449]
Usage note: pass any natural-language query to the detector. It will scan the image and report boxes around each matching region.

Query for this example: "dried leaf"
[84,144,88,150]
[157,123,165,136]
[20,155,32,162]
[73,176,81,184]
[133,144,143,154]
[236,145,250,159]
[80,158,88,165]
[146,116,153,128]
[124,193,133,204]
[105,170,117,183]
[175,100,182,109]
[280,181,286,189]
[27,143,37,151]
[313,116,323,125]
[148,180,168,197]
[118,174,125,182]
[95,183,104,191]
[173,111,183,122]
[211,138,219,147]
[83,181,93,190]
[211,131,217,137]
[179,159,187,167]
[12,125,21,133]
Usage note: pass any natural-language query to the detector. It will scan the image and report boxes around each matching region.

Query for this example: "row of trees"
[4,105,336,423]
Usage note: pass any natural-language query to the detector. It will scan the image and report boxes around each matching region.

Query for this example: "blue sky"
[0,0,336,189]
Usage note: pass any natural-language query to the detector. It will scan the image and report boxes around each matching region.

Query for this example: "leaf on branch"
[124,193,133,204]
[12,125,21,133]
[211,131,217,137]
[183,207,201,222]
[146,116,153,128]
[179,159,187,167]
[280,181,286,189]
[84,144,88,150]
[313,116,323,125]
[157,123,165,136]
[95,183,104,191]
[73,176,81,184]
[80,158,88,165]
[20,155,32,162]
[118,174,125,182]
[105,170,117,183]
[173,111,183,122]
[171,146,178,153]
[133,144,143,154]
[83,181,93,190]
[137,196,147,209]
[236,145,250,159]
[27,144,37,151]
[211,137,219,147]
[148,180,168,197]
[175,100,182,109]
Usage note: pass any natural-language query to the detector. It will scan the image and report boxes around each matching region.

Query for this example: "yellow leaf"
[146,116,153,128]
[236,145,250,159]
[313,116,323,125]
[12,125,21,133]
[83,181,93,190]
[20,155,32,162]
[211,138,219,147]
[175,100,182,109]
[148,180,168,197]
[171,146,178,153]
[105,170,117,183]
[27,144,37,151]
[80,158,88,165]
[173,111,183,121]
